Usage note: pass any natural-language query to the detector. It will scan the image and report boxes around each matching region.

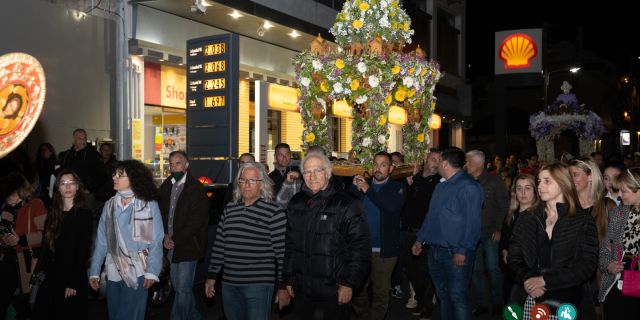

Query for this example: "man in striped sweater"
[204,162,287,320]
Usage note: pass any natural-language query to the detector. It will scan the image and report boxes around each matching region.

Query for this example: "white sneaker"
[405,297,418,309]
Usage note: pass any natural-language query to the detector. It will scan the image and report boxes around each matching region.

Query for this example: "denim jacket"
[89,199,164,281]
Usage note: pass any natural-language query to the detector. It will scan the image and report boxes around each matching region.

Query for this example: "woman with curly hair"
[32,170,92,319]
[88,160,164,320]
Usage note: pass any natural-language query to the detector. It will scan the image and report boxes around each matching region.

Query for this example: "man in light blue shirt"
[412,147,483,320]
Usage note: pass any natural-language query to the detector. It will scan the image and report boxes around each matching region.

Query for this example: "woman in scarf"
[88,160,164,320]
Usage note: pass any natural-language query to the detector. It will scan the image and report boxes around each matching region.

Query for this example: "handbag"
[622,256,640,298]
[16,205,38,294]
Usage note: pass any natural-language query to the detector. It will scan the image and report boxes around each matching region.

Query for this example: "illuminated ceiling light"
[228,10,243,19]
[201,0,213,6]
[288,30,301,38]
[569,67,581,73]
[263,21,274,30]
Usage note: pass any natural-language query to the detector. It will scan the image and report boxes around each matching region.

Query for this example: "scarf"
[104,193,154,289]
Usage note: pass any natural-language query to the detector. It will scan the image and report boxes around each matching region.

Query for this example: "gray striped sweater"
[207,199,286,286]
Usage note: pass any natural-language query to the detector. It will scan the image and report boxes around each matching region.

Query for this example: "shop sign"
[0,52,46,158]
[268,84,299,112]
[131,118,143,160]
[494,29,542,75]
[144,63,187,109]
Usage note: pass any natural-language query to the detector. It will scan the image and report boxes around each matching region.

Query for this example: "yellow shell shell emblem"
[499,33,538,69]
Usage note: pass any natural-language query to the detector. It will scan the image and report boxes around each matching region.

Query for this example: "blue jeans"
[170,260,201,320]
[221,283,274,320]
[472,234,502,306]
[106,277,148,320]
[428,246,476,320]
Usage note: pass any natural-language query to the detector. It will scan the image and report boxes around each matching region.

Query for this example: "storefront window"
[144,105,186,184]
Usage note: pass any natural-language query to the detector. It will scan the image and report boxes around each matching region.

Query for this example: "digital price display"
[204,61,226,73]
[204,96,225,108]
[203,78,225,91]
[204,43,225,56]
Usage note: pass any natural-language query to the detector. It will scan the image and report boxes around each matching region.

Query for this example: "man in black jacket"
[351,151,406,320]
[269,143,300,194]
[158,151,209,320]
[57,128,104,194]
[282,153,371,319]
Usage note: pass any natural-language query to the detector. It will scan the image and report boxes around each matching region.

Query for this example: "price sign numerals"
[204,96,225,108]
[204,60,226,73]
[204,78,225,90]
[204,43,226,56]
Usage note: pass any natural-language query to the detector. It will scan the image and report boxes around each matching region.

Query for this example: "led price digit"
[204,61,226,73]
[203,78,225,90]
[204,96,225,108]
[204,43,226,56]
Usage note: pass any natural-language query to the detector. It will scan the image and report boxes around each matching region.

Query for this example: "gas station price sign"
[187,34,237,109]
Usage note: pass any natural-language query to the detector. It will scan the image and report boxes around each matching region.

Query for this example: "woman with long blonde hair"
[508,163,598,316]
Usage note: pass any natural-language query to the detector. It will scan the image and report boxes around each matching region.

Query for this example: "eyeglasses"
[238,178,262,185]
[112,172,128,179]
[302,168,326,177]
[59,180,77,187]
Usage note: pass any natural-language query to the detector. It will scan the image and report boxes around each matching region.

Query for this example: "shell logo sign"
[499,33,537,69]
[494,29,542,75]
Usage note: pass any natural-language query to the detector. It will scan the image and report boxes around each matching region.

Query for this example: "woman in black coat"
[508,163,598,315]
[32,170,92,319]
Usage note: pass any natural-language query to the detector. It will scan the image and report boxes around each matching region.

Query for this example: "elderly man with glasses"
[205,162,287,320]
[281,153,371,320]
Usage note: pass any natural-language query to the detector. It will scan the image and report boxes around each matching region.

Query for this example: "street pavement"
[87,282,504,320]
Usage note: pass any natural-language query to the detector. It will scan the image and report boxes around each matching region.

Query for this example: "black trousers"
[604,286,640,320]
[0,261,29,320]
[400,230,435,309]
[291,296,351,320]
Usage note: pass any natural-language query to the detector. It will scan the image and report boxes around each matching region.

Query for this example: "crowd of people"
[2,131,640,320]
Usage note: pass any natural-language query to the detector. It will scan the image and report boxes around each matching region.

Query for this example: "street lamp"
[543,66,581,107]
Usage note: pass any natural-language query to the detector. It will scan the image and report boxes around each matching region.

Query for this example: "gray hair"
[232,162,274,203]
[301,153,333,180]
[466,150,485,164]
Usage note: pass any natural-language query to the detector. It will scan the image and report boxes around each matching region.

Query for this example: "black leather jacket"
[283,179,371,299]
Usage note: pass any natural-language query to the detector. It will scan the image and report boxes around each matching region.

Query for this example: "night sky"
[466,1,640,79]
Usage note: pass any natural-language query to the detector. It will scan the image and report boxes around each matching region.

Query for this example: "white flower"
[380,0,388,8]
[355,95,368,104]
[362,137,372,147]
[403,77,415,88]
[300,77,311,87]
[378,135,386,144]
[333,83,343,93]
[368,75,379,88]
[380,16,390,28]
[357,62,367,73]
[312,60,322,70]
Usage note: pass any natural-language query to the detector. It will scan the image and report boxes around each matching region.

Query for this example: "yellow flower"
[350,79,360,91]
[391,65,401,74]
[431,101,436,109]
[403,22,410,32]
[391,21,398,29]
[378,115,387,126]
[408,67,415,75]
[335,59,345,69]
[359,2,370,11]
[353,19,364,29]
[407,88,416,98]
[391,1,399,8]
[305,132,316,143]
[420,68,427,77]
[417,133,425,143]
[384,94,393,105]
[395,89,407,102]
[389,10,396,17]
[320,81,329,92]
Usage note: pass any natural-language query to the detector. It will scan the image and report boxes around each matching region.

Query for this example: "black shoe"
[419,306,434,320]
[472,306,489,316]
